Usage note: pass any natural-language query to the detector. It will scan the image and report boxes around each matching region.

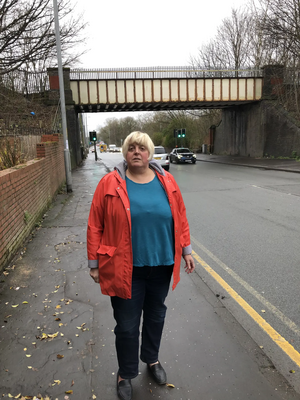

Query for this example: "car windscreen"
[154,147,166,154]
[177,148,190,153]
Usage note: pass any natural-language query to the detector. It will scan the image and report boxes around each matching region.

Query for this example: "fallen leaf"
[3,271,9,276]
[290,370,296,373]
[261,310,266,313]
[65,390,73,394]
[166,383,175,388]
[26,354,32,357]
[48,332,59,338]
[59,323,64,327]
[54,379,61,385]
[92,395,96,399]
[56,305,62,309]
[14,394,22,399]
[71,380,75,386]
[8,394,14,398]
[24,348,27,351]
[5,314,12,318]
[55,318,61,321]
[57,354,64,359]
[28,366,32,369]
[22,301,29,304]
[12,304,19,308]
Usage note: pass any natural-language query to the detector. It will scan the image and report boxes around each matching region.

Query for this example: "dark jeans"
[111,265,173,379]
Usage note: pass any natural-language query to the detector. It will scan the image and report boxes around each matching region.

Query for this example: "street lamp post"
[53,0,72,192]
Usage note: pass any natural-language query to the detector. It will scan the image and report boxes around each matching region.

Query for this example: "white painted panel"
[162,80,170,101]
[239,78,246,100]
[170,80,178,101]
[222,79,229,101]
[79,82,88,104]
[107,81,116,103]
[117,81,125,103]
[188,80,196,101]
[144,80,152,102]
[246,78,254,100]
[230,79,238,100]
[153,81,161,102]
[205,79,213,101]
[213,79,221,101]
[196,79,204,101]
[98,81,107,103]
[126,81,134,103]
[70,81,79,104]
[135,80,143,102]
[255,78,263,99]
[88,81,98,104]
[179,80,187,101]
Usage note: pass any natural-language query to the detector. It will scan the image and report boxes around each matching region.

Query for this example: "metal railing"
[69,66,264,80]
[0,70,49,95]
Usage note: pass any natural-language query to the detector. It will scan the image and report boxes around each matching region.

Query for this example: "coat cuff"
[88,260,98,268]
[182,244,192,256]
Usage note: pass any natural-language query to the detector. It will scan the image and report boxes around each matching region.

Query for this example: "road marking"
[192,250,300,368]
[191,235,300,337]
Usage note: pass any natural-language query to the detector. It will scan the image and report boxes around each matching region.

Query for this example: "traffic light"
[182,128,186,137]
[89,131,97,142]
[177,129,182,138]
[173,129,177,138]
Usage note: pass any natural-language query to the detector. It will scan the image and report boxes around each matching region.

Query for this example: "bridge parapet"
[69,66,263,80]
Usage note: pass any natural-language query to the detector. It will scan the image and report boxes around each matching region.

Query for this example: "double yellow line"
[192,250,300,368]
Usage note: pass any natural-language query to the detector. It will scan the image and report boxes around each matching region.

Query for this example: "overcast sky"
[71,0,249,131]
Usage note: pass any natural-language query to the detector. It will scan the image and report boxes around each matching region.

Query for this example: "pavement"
[1,153,300,400]
[196,153,300,174]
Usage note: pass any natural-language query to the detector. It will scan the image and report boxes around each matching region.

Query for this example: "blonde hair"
[122,131,154,161]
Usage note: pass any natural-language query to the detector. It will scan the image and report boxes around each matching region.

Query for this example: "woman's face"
[126,142,150,170]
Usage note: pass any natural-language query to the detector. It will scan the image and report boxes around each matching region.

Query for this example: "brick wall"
[0,134,65,271]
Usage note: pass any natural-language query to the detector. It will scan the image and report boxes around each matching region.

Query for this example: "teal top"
[125,174,174,266]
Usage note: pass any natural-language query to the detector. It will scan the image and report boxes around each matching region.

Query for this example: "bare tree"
[190,8,252,74]
[256,0,300,66]
[0,0,86,74]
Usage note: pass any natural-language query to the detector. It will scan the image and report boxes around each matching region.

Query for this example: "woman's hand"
[90,268,100,283]
[183,254,195,274]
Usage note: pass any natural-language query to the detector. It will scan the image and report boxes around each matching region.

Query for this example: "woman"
[87,131,195,400]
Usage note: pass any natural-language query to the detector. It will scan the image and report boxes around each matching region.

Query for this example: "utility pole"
[53,0,72,192]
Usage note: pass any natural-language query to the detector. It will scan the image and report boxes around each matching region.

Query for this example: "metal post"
[53,0,72,192]
[94,141,97,161]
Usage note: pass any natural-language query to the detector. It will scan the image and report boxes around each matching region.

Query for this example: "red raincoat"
[87,166,192,299]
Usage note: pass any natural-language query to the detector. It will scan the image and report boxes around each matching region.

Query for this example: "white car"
[153,146,170,171]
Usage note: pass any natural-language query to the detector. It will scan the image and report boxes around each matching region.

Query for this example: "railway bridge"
[47,65,298,167]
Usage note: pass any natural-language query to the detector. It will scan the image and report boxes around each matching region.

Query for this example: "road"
[99,151,300,386]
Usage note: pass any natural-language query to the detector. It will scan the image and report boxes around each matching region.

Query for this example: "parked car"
[170,147,197,164]
[153,146,170,171]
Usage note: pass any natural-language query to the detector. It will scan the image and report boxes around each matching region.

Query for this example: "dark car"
[169,148,197,164]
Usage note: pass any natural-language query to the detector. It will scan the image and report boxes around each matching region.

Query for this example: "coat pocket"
[97,244,117,257]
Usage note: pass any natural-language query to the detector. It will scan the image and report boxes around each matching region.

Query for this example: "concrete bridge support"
[214,66,300,157]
